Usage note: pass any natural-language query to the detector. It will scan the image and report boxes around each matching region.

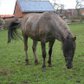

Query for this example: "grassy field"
[0,23,84,84]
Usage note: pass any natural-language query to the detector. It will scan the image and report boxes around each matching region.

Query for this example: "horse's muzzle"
[66,64,73,69]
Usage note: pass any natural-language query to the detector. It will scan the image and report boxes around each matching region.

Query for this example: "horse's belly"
[28,33,40,41]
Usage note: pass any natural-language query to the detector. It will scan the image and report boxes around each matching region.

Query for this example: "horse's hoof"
[25,59,29,65]
[25,62,29,65]
[42,65,46,72]
[35,60,39,65]
[48,64,52,67]
[47,61,52,67]
[42,67,46,72]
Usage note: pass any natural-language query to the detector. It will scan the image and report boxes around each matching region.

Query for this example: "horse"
[8,12,76,70]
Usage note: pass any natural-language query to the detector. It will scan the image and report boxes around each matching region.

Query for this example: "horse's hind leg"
[48,40,55,67]
[23,35,29,65]
[32,40,39,65]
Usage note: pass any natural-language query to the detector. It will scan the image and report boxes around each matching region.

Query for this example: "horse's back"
[22,12,73,41]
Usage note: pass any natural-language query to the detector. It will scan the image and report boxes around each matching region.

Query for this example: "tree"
[53,0,64,15]
[75,0,84,21]
[76,0,82,15]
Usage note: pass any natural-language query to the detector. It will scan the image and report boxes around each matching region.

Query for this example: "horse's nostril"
[67,65,73,69]
[66,64,73,69]
[67,66,72,69]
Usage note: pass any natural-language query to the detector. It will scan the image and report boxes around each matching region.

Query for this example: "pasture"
[0,23,84,84]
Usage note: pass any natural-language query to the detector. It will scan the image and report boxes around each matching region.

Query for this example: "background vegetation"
[0,23,84,84]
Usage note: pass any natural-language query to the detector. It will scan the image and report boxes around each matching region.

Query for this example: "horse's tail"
[8,21,22,43]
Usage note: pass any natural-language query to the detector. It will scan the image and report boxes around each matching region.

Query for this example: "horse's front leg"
[32,40,39,65]
[23,35,29,65]
[41,41,46,70]
[48,40,55,67]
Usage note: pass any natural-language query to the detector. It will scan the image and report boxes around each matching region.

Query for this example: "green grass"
[0,23,84,84]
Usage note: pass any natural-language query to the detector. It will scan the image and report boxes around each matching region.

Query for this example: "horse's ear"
[73,36,76,41]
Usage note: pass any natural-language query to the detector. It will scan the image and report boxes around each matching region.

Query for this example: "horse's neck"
[54,26,73,42]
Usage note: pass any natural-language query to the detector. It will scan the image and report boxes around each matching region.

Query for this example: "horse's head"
[62,36,76,69]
